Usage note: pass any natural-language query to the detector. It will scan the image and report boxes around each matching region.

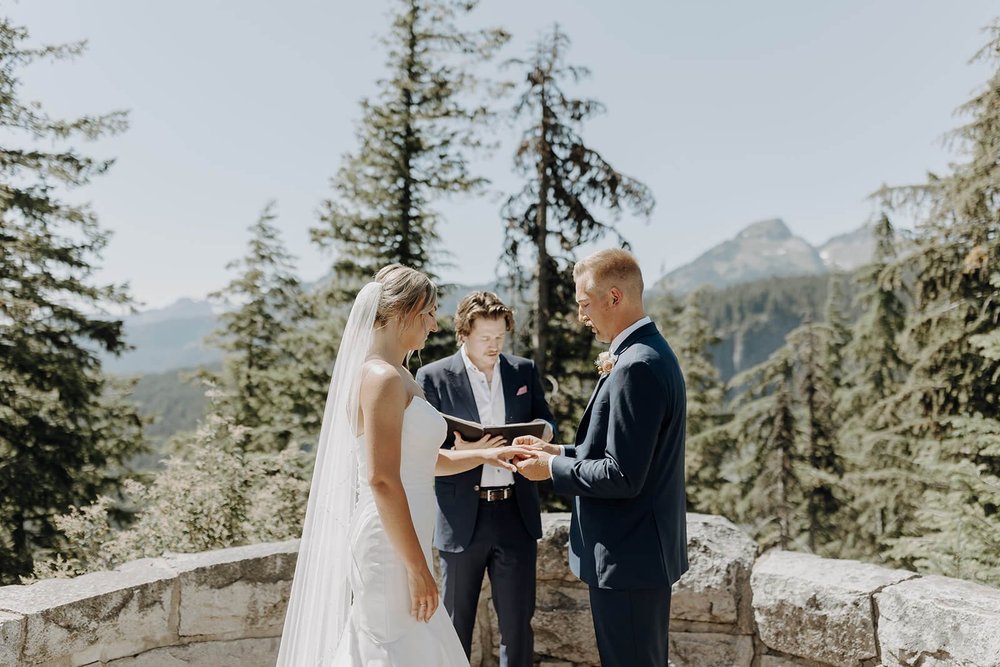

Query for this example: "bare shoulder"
[360,359,407,404]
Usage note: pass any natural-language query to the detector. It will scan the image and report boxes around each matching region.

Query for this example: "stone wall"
[0,542,295,667]
[1,514,998,666]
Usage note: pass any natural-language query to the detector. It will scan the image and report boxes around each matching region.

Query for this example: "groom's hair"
[574,248,644,299]
[454,291,515,343]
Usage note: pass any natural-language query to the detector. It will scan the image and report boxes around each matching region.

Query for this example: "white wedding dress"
[332,395,469,666]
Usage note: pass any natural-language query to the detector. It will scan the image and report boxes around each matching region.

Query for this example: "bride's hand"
[406,564,439,622]
[453,432,506,451]
[483,445,537,472]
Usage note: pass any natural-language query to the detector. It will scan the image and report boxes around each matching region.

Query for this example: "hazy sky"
[8,1,997,309]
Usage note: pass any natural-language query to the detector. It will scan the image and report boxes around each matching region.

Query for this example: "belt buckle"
[482,486,512,501]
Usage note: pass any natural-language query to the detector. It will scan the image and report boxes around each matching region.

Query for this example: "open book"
[442,414,548,446]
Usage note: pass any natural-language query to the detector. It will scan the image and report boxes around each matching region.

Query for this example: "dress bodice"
[356,395,447,494]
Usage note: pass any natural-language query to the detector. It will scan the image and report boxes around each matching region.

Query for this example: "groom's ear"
[610,287,623,306]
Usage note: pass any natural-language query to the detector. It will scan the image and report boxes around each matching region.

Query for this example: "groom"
[514,248,689,666]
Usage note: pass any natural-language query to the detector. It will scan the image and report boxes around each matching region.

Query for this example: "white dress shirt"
[551,316,653,472]
[460,345,515,487]
[610,316,652,355]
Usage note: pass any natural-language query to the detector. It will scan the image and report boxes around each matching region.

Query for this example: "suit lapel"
[575,373,609,445]
[498,355,518,422]
[573,321,659,445]
[447,352,479,422]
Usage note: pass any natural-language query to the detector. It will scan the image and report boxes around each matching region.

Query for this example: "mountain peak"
[736,218,792,241]
[656,218,824,293]
[654,219,878,294]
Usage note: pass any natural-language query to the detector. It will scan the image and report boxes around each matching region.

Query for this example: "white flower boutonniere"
[595,351,617,377]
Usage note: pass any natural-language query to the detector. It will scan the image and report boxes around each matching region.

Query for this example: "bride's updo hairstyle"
[373,264,437,329]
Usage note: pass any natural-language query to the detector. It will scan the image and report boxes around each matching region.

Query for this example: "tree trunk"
[398,6,418,269]
[10,511,27,582]
[533,101,551,376]
[534,182,549,376]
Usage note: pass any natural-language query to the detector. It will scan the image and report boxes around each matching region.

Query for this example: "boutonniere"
[595,351,617,377]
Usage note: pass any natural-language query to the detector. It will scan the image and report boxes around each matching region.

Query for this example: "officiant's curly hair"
[373,264,437,328]
[454,291,515,343]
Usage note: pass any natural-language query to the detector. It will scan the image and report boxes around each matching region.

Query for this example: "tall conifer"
[0,18,141,581]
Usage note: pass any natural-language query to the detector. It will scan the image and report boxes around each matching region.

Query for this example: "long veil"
[276,281,382,666]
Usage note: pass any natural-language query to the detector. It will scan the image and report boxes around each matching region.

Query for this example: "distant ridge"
[105,220,874,375]
[655,219,873,294]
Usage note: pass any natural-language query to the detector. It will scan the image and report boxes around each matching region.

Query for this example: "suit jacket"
[416,351,557,552]
[551,321,689,590]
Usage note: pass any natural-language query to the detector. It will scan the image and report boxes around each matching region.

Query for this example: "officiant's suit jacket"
[416,352,557,552]
[551,321,689,589]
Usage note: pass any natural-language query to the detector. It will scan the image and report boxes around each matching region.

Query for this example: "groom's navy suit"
[551,320,688,666]
[416,351,556,667]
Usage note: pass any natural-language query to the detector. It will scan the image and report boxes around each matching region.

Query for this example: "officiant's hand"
[513,435,560,457]
[453,432,506,451]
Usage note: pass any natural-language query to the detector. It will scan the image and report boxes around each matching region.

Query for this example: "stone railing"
[1,514,999,666]
[0,542,295,666]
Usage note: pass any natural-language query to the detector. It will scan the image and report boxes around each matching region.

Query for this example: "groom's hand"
[514,450,552,481]
[513,435,560,457]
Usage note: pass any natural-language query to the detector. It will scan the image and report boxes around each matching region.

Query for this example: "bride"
[277,264,534,666]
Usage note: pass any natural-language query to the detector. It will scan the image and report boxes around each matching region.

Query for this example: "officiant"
[416,291,557,667]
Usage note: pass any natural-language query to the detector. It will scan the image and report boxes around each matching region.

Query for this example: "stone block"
[876,574,1000,667]
[760,656,830,667]
[533,582,598,666]
[167,540,297,639]
[106,636,280,666]
[668,631,753,667]
[0,558,176,665]
[0,610,24,667]
[751,550,914,667]
[536,513,574,582]
[672,513,757,632]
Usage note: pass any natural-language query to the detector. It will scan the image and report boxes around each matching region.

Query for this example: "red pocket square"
[516,385,528,396]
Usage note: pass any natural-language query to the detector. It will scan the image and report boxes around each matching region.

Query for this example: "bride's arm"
[360,365,438,622]
[435,445,535,476]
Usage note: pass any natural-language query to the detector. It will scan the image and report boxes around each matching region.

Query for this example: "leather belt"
[478,485,514,502]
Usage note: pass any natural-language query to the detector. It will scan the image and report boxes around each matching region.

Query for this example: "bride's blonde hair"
[373,264,437,328]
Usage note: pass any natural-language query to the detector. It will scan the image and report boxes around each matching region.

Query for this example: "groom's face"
[575,273,613,344]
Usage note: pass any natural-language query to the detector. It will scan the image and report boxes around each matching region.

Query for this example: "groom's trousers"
[589,585,671,667]
[439,496,536,667]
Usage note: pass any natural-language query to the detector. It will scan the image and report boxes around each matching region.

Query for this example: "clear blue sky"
[9,0,997,309]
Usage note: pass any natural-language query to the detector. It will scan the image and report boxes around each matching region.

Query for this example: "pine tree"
[726,354,802,550]
[874,20,1000,584]
[823,272,852,389]
[500,25,655,383]
[202,203,307,452]
[0,18,142,582]
[843,215,908,409]
[311,0,508,298]
[674,288,730,512]
[789,320,843,554]
[838,214,915,560]
[719,318,845,553]
[268,295,345,445]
